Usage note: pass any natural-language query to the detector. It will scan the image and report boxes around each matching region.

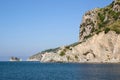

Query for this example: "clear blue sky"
[0,0,113,61]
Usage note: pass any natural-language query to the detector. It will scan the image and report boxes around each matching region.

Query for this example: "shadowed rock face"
[113,0,120,12]
[28,1,120,63]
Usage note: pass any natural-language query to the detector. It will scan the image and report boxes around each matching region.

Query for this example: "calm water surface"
[0,62,120,80]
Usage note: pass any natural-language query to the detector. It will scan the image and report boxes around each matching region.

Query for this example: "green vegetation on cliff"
[95,1,120,34]
[59,51,65,56]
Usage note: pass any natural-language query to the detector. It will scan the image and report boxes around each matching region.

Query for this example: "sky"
[0,0,113,61]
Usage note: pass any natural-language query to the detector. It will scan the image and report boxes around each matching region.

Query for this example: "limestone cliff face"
[75,31,120,62]
[79,8,99,41]
[28,0,120,63]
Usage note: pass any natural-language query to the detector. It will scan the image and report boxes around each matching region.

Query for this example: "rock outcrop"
[28,0,120,63]
[79,8,99,41]
[10,57,21,61]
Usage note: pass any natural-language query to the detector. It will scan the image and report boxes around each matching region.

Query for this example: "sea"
[0,62,120,80]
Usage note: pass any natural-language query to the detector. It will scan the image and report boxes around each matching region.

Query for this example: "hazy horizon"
[0,0,113,61]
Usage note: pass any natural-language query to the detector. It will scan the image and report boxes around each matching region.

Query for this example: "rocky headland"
[28,0,120,63]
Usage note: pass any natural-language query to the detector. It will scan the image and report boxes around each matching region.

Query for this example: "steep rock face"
[28,0,120,63]
[79,8,99,41]
[79,0,120,42]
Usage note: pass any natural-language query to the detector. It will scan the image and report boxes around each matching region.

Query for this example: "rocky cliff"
[28,0,120,63]
[79,0,120,41]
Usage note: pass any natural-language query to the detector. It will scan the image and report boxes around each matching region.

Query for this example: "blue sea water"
[0,62,120,80]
